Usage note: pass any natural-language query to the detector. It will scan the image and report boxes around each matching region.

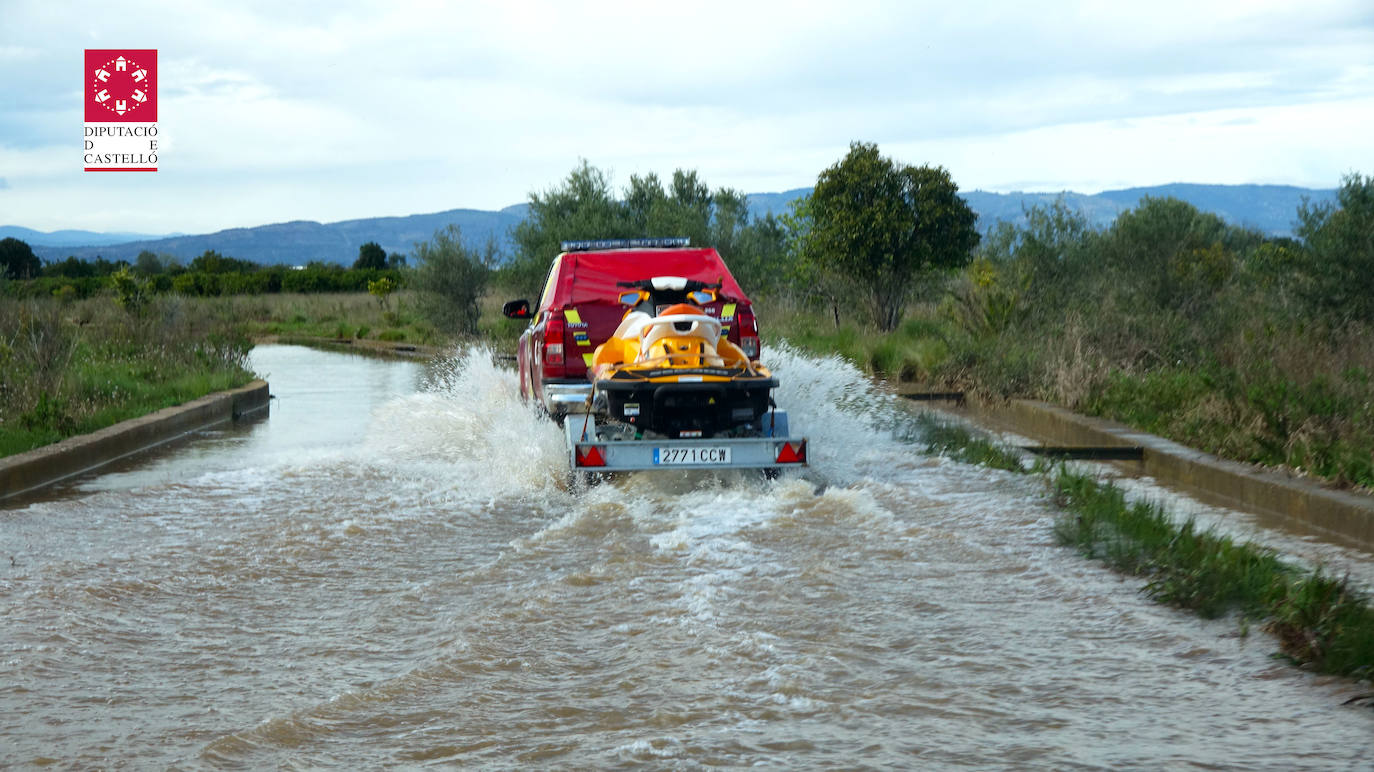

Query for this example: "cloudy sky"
[2,0,1372,235]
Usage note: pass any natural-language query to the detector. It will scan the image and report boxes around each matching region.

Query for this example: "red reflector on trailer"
[775,441,806,464]
[576,445,606,467]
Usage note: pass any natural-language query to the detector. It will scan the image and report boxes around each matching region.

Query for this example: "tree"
[504,161,789,299]
[413,225,490,335]
[806,142,979,330]
[622,172,667,234]
[508,160,633,296]
[730,211,789,296]
[354,241,387,270]
[45,256,97,279]
[972,199,1101,327]
[367,276,397,310]
[134,250,163,276]
[109,266,149,314]
[0,237,40,279]
[1092,196,1261,320]
[190,250,258,274]
[648,170,713,245]
[1295,173,1374,323]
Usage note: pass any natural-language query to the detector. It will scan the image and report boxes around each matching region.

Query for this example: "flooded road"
[2,344,1371,769]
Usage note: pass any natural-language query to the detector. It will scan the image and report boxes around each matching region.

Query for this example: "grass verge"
[206,292,441,346]
[1053,469,1374,679]
[200,289,527,351]
[1,296,254,458]
[758,296,953,384]
[910,408,1374,680]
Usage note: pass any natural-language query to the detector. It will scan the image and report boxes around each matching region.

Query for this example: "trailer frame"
[565,409,807,474]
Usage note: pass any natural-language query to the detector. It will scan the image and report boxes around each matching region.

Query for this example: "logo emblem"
[85,49,157,122]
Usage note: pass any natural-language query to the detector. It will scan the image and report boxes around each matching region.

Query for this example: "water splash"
[360,346,569,501]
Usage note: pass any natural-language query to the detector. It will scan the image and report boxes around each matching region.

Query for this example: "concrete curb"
[0,380,270,502]
[975,398,1374,549]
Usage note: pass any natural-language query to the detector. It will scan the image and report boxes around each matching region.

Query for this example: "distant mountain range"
[12,183,1335,267]
[0,226,181,248]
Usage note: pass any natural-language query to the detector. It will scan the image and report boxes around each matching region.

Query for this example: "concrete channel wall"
[0,380,270,502]
[973,399,1374,549]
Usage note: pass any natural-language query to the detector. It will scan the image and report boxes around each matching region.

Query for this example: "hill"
[745,184,1335,237]
[0,225,175,248]
[27,208,523,266]
[19,183,1335,266]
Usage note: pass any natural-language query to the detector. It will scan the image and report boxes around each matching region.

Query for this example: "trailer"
[565,408,807,476]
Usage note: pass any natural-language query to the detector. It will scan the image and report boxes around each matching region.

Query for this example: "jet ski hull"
[596,368,777,438]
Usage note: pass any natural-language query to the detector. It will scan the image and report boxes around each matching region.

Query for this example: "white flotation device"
[639,313,721,350]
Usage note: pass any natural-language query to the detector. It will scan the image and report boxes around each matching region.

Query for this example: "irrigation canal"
[3,344,1372,768]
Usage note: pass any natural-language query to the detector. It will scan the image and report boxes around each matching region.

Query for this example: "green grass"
[222,292,441,346]
[0,369,247,457]
[1053,469,1374,678]
[1083,362,1374,489]
[1,296,254,458]
[756,296,954,384]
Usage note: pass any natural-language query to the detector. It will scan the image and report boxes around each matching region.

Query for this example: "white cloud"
[0,0,1370,232]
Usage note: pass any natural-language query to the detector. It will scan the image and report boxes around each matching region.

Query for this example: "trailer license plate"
[653,446,732,465]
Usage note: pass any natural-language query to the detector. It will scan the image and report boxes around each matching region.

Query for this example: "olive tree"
[354,241,387,270]
[505,161,788,298]
[413,225,490,336]
[1295,173,1374,324]
[806,142,979,331]
[0,237,40,279]
[507,161,631,296]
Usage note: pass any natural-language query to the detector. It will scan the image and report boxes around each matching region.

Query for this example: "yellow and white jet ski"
[591,302,777,438]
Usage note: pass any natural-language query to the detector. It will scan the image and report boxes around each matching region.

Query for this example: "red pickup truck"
[502,239,761,418]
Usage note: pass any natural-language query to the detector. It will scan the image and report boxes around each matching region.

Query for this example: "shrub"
[413,225,490,336]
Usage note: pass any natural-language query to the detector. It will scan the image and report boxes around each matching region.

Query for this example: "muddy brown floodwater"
[2,344,1371,769]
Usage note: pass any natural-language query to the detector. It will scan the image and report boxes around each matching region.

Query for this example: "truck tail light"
[738,309,760,359]
[544,313,566,375]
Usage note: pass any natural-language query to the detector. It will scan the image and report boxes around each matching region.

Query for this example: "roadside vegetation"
[921,181,1374,490]
[2,247,406,302]
[913,415,1374,680]
[0,295,252,457]
[205,291,440,346]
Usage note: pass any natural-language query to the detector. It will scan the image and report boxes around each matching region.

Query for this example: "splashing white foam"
[767,342,908,487]
[359,346,569,501]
